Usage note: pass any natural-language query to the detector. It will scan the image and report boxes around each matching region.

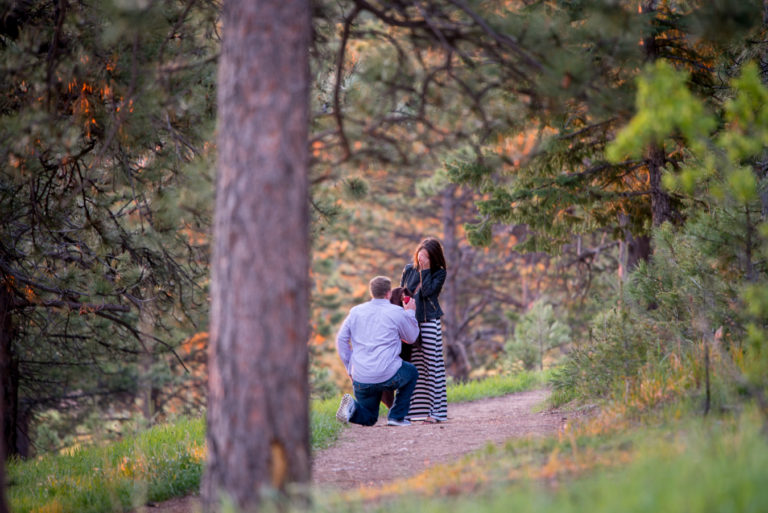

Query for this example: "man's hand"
[404,297,416,311]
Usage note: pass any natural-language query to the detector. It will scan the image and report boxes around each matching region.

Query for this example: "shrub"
[551,307,659,402]
[506,299,570,371]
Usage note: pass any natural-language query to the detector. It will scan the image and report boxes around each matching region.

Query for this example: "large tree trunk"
[0,282,12,513]
[440,185,470,381]
[202,1,311,510]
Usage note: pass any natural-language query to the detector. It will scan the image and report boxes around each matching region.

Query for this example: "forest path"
[313,388,564,490]
[138,389,566,512]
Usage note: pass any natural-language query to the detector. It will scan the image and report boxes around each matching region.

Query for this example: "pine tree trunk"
[758,3,768,218]
[618,214,652,280]
[0,282,19,461]
[202,1,311,510]
[764,0,768,25]
[640,1,674,228]
[138,300,155,424]
[648,143,673,227]
[440,185,470,380]
[0,282,12,513]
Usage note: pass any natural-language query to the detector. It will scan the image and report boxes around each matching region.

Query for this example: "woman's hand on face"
[418,249,430,269]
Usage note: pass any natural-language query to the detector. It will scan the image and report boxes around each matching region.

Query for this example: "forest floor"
[138,388,571,513]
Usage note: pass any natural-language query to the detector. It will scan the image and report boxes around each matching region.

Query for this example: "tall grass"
[9,397,347,513]
[311,397,346,449]
[8,418,206,513]
[446,370,548,403]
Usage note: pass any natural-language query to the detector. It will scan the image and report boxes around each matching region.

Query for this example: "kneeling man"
[335,276,420,426]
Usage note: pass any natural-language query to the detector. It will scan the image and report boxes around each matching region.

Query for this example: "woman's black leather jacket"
[400,263,446,323]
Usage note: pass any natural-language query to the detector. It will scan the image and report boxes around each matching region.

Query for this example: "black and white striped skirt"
[407,319,448,421]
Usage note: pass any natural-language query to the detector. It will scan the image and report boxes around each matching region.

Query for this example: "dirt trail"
[313,388,564,490]
[138,389,566,512]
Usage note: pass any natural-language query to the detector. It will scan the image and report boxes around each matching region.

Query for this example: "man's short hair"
[369,276,391,299]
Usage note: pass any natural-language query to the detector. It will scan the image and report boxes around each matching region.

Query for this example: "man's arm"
[398,302,420,344]
[336,315,353,373]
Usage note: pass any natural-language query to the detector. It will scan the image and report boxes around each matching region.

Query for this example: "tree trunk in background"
[440,185,470,380]
[758,2,768,219]
[764,0,768,25]
[138,300,156,424]
[648,143,673,227]
[202,0,311,510]
[618,214,652,281]
[0,283,12,513]
[0,283,18,461]
[641,1,675,228]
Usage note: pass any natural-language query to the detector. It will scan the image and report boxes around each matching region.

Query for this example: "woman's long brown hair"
[412,237,447,270]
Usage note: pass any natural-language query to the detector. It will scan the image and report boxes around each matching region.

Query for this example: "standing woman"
[401,237,448,422]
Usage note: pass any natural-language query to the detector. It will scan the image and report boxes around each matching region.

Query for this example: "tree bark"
[0,281,18,461]
[648,143,673,227]
[640,1,674,228]
[758,3,768,218]
[0,281,12,513]
[202,1,311,510]
[138,300,156,424]
[440,185,471,380]
[764,0,768,26]
[618,213,652,280]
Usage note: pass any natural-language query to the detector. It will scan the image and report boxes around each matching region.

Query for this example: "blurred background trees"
[0,0,217,456]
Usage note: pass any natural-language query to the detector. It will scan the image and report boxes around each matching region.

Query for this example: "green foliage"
[719,63,768,163]
[309,364,339,401]
[551,306,657,402]
[9,397,348,512]
[448,0,752,251]
[505,300,570,371]
[8,418,206,513]
[605,59,768,417]
[548,59,768,421]
[628,219,744,339]
[608,61,768,210]
[552,206,757,409]
[310,397,346,450]
[0,0,217,452]
[343,177,369,200]
[606,60,715,161]
[346,413,768,513]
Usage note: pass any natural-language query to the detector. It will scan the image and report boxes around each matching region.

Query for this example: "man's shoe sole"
[336,394,354,423]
